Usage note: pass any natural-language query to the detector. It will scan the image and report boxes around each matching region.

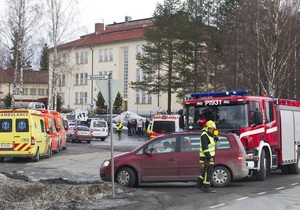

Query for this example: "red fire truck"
[184,90,300,180]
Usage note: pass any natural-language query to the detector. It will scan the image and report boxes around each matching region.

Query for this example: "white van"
[89,119,109,141]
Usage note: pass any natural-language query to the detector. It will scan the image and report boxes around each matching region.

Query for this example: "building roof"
[56,18,154,50]
[0,68,49,84]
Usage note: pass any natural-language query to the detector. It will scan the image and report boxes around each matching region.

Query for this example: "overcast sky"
[78,0,164,33]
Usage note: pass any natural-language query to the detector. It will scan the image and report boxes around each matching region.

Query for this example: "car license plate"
[0,143,11,148]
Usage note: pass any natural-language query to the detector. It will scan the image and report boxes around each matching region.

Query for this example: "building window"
[75,92,78,104]
[60,93,65,104]
[104,49,108,61]
[99,49,103,62]
[15,88,20,95]
[99,48,113,62]
[80,73,84,85]
[23,88,28,95]
[136,45,143,56]
[76,51,88,64]
[75,74,78,85]
[109,48,113,61]
[58,74,65,86]
[38,89,44,96]
[75,92,87,104]
[30,88,36,95]
[147,94,152,104]
[142,91,146,104]
[123,49,128,98]
[59,52,66,64]
[84,73,88,85]
[136,92,140,104]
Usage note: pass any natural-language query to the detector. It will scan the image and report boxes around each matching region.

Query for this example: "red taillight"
[238,153,243,165]
[31,136,35,145]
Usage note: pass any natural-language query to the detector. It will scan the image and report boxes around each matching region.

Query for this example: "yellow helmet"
[205,120,216,130]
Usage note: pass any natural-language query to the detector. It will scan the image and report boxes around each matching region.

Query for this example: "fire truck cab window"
[265,101,274,123]
[249,102,260,124]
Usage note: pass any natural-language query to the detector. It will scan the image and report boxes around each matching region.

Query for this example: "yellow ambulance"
[0,109,51,162]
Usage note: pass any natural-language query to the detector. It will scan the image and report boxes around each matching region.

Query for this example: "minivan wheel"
[212,166,231,187]
[116,167,136,187]
[33,149,40,162]
[101,137,106,141]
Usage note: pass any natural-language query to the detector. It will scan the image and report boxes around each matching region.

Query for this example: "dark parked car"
[68,126,92,143]
[100,131,249,187]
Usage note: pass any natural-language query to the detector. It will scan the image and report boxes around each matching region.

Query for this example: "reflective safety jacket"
[116,122,123,131]
[200,130,215,159]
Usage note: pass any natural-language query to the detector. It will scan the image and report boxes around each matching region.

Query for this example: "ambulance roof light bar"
[190,90,248,98]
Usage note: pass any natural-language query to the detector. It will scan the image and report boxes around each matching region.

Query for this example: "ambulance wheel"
[46,146,52,158]
[0,157,4,162]
[255,150,267,181]
[33,149,40,162]
[58,142,62,152]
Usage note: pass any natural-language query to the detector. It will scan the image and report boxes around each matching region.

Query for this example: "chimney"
[125,16,132,23]
[95,23,104,34]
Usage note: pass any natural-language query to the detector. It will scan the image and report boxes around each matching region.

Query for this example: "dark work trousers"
[199,158,214,189]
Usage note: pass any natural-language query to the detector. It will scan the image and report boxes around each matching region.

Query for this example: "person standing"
[195,120,217,193]
[127,120,132,136]
[116,120,123,140]
[137,119,143,136]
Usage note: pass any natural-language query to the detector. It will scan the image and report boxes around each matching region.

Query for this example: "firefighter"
[116,120,123,140]
[195,120,217,193]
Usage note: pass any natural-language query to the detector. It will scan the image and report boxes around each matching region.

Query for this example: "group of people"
[115,118,150,140]
[126,118,150,137]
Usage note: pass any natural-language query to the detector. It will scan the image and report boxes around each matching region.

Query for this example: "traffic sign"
[88,75,109,80]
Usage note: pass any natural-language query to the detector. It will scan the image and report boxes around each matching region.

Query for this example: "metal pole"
[109,73,115,198]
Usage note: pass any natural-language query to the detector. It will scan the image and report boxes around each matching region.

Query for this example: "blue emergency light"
[190,90,248,98]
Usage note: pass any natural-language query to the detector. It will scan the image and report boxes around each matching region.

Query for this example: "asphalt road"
[1,131,300,210]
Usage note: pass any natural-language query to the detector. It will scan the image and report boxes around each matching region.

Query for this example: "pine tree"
[113,92,123,113]
[39,43,49,70]
[95,91,107,113]
[130,0,184,114]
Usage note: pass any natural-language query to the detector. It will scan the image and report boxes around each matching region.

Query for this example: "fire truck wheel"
[32,149,40,162]
[212,166,231,187]
[116,167,137,187]
[87,140,91,144]
[255,150,267,181]
[288,151,300,174]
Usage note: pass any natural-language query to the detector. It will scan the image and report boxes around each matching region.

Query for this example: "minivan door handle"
[169,157,176,161]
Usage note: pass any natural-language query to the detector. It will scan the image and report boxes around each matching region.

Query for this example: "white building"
[49,17,182,116]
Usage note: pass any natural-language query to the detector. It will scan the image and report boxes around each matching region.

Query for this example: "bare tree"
[225,0,300,98]
[0,0,43,107]
[44,0,80,110]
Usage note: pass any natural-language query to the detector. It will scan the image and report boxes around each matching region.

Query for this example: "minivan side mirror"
[144,148,154,154]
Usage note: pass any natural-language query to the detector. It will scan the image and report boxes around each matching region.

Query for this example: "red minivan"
[100,131,249,187]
